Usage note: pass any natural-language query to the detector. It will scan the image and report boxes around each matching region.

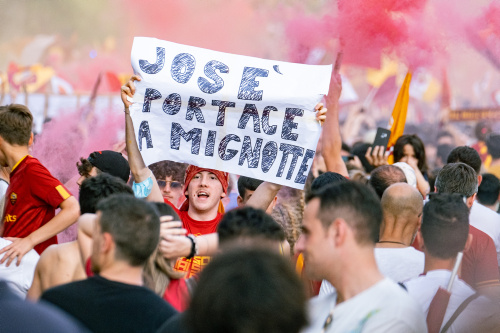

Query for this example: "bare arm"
[121,75,163,202]
[406,157,430,198]
[245,181,282,211]
[77,213,95,267]
[0,196,79,267]
[196,233,219,256]
[27,259,43,300]
[159,221,219,259]
[322,63,348,177]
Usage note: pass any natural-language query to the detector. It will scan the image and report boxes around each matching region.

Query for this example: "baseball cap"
[87,151,130,183]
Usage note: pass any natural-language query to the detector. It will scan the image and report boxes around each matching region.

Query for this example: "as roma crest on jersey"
[10,192,17,205]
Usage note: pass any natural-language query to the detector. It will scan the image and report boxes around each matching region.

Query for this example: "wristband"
[186,234,198,259]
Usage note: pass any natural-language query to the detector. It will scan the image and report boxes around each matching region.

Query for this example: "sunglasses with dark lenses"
[157,180,183,190]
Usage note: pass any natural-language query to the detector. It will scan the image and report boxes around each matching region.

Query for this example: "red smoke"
[32,108,124,184]
[467,1,500,70]
[118,0,276,59]
[284,0,495,71]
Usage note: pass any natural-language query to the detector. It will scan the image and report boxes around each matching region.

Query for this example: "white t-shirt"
[470,201,500,267]
[0,178,8,217]
[320,247,425,295]
[303,278,426,333]
[0,238,40,298]
[404,270,500,333]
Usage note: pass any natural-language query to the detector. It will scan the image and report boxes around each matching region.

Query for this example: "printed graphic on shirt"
[174,256,211,278]
[3,214,17,223]
[10,192,17,205]
[350,309,380,333]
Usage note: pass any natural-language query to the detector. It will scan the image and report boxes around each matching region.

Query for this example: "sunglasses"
[157,180,183,190]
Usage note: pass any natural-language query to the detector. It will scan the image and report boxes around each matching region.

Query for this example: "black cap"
[87,151,130,183]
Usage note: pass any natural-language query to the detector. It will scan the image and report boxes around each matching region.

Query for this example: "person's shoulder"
[135,284,174,305]
[39,243,77,268]
[131,286,178,318]
[376,277,410,293]
[53,242,79,261]
[469,224,488,237]
[42,277,91,299]
[374,278,422,307]
[403,274,426,289]
[23,156,55,177]
[404,246,425,255]
[368,279,426,329]
[469,225,496,246]
[39,244,59,259]
[472,202,500,220]
[24,156,45,169]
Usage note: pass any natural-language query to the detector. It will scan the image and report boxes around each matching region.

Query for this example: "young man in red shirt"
[0,104,80,266]
[122,76,288,277]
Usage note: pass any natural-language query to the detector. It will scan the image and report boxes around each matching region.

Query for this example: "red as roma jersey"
[163,199,222,278]
[2,155,71,254]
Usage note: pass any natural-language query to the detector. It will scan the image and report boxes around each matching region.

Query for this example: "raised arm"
[121,75,163,202]
[76,213,96,267]
[245,181,282,211]
[322,64,348,177]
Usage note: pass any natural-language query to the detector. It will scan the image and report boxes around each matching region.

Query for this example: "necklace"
[377,240,406,246]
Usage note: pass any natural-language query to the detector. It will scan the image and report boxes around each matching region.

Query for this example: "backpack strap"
[440,293,480,333]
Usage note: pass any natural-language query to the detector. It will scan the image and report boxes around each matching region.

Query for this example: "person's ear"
[417,230,425,251]
[237,196,244,207]
[271,196,278,209]
[477,175,482,186]
[220,191,226,199]
[328,218,347,246]
[102,232,114,253]
[463,233,473,252]
[466,194,476,208]
[28,132,34,146]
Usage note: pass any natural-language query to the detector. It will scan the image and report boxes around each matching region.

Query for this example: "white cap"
[393,162,417,187]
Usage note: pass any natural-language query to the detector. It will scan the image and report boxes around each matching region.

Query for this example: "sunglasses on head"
[157,180,183,190]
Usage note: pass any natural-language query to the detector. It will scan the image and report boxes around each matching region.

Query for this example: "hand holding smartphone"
[372,127,391,151]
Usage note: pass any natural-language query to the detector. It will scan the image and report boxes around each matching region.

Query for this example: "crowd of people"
[0,68,500,333]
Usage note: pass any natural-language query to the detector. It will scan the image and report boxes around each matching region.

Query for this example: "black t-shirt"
[41,275,177,333]
[157,313,189,333]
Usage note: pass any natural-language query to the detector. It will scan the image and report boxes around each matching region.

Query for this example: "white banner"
[129,37,331,189]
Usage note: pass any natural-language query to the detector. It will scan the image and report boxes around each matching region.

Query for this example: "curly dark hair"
[148,160,188,182]
[77,158,101,177]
